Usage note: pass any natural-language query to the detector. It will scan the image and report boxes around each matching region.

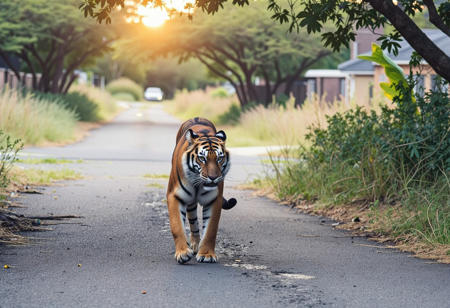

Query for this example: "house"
[303,69,348,103]
[305,28,450,104]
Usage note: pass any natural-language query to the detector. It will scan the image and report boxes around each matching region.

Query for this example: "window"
[431,75,448,92]
[414,75,425,96]
[307,79,316,99]
[339,78,346,96]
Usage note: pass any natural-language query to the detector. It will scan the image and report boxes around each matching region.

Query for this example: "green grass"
[0,88,77,145]
[11,167,83,186]
[17,158,83,164]
[256,153,450,248]
[143,173,169,179]
[383,180,449,245]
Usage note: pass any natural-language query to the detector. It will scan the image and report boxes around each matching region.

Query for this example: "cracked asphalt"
[1,103,449,307]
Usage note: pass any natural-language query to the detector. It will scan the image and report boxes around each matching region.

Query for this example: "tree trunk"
[63,73,78,94]
[50,46,65,93]
[195,53,249,108]
[260,68,273,106]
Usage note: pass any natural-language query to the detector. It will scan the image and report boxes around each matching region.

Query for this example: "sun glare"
[133,0,195,28]
[138,6,169,28]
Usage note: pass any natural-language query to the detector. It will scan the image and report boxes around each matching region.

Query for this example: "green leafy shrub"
[302,77,448,198]
[34,91,99,122]
[106,78,143,101]
[64,92,99,122]
[267,78,449,244]
[211,87,229,98]
[70,84,118,122]
[0,130,22,189]
[217,104,241,125]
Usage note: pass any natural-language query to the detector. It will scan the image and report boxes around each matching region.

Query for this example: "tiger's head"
[184,129,230,189]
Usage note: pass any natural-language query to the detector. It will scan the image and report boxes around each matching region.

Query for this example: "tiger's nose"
[208,175,218,182]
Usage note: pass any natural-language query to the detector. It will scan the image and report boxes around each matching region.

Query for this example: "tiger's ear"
[215,130,226,141]
[185,129,199,144]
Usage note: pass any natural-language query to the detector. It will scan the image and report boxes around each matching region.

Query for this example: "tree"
[129,2,331,107]
[146,58,211,99]
[93,43,151,85]
[0,0,116,93]
[80,0,450,82]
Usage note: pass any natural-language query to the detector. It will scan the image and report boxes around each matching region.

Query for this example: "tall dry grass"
[165,87,377,147]
[227,95,377,146]
[164,88,236,123]
[0,88,77,145]
[70,84,119,121]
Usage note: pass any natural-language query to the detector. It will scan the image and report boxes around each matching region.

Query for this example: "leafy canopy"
[0,0,117,93]
[80,0,450,82]
[126,1,331,106]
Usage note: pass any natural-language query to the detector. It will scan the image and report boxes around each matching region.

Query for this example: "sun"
[137,6,169,28]
[134,0,195,28]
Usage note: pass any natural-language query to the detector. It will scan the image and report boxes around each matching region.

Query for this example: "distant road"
[1,103,449,307]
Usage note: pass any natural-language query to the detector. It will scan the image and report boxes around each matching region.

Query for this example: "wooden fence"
[0,68,105,91]
[0,68,42,90]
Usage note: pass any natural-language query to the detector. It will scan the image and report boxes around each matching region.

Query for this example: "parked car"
[144,87,164,101]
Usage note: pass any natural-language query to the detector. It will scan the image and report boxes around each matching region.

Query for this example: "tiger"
[166,117,236,264]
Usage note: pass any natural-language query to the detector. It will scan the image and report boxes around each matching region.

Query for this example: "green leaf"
[359,43,411,99]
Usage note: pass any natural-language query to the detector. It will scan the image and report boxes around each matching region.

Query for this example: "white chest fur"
[197,186,218,206]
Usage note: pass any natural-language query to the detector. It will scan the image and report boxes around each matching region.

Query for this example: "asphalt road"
[1,103,449,308]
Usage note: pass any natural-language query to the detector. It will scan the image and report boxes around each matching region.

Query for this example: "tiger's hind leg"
[167,193,193,264]
[197,184,223,263]
[186,203,200,254]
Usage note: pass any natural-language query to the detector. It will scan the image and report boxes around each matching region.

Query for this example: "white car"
[144,87,164,101]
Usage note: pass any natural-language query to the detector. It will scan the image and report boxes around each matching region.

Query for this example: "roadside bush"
[0,88,77,145]
[70,84,118,121]
[0,130,22,190]
[304,80,449,201]
[106,78,143,101]
[211,87,229,98]
[34,91,99,122]
[217,103,241,125]
[268,77,449,245]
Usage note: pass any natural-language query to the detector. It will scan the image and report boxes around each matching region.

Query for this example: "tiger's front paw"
[174,247,194,264]
[196,251,217,263]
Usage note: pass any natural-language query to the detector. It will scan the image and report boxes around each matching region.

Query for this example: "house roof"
[338,58,373,74]
[304,69,348,78]
[338,29,450,74]
[389,29,450,63]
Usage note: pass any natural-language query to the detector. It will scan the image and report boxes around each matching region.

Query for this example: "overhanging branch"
[423,0,450,37]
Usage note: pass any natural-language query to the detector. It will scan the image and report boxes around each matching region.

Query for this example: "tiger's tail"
[222,197,237,210]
